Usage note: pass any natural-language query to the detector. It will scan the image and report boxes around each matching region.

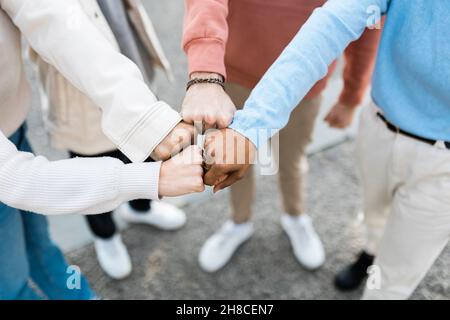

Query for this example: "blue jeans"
[0,125,95,300]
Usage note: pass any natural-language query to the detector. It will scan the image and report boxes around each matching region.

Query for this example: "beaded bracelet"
[186,77,225,91]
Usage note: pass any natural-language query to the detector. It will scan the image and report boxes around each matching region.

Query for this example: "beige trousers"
[358,103,450,299]
[225,82,321,223]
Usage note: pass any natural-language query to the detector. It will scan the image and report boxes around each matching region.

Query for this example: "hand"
[324,102,357,129]
[182,72,236,130]
[203,128,256,193]
[151,122,196,161]
[158,145,205,197]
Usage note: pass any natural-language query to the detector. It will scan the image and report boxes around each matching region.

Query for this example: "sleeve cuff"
[185,38,227,78]
[229,112,261,149]
[118,101,182,163]
[119,161,162,200]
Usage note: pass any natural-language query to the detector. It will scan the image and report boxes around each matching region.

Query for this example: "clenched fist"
[324,102,357,129]
[151,122,196,161]
[158,145,205,197]
[203,128,256,193]
[181,72,236,130]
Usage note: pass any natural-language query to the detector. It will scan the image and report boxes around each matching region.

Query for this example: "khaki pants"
[225,82,321,223]
[358,103,450,299]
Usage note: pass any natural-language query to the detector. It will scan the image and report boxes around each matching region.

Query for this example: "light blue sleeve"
[229,0,389,147]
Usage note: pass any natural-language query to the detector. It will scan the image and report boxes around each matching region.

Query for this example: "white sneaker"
[280,213,325,270]
[118,201,186,231]
[94,234,132,280]
[199,220,254,273]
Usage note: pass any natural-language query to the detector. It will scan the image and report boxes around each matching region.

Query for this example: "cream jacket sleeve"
[0,0,180,215]
[1,0,181,163]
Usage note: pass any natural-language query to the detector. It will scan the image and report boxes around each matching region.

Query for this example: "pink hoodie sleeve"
[182,0,229,78]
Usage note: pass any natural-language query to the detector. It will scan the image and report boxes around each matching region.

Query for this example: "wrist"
[186,76,225,91]
[158,161,167,197]
[338,94,360,109]
[338,101,358,111]
[119,162,161,201]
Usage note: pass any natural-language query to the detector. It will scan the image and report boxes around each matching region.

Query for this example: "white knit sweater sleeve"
[0,132,161,215]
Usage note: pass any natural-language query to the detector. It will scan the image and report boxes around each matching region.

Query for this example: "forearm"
[182,0,229,77]
[340,22,384,108]
[0,133,160,215]
[229,0,388,147]
[1,0,180,162]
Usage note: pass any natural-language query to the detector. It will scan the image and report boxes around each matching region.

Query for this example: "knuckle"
[186,110,202,122]
[203,176,213,186]
[225,115,234,125]
[194,165,204,176]
[191,150,203,162]
[192,112,205,122]
[194,177,204,188]
[204,115,216,125]
[155,148,170,161]
[181,106,191,116]
[216,119,228,129]
[193,158,203,166]
[236,172,245,180]
[181,107,192,117]
[182,131,192,141]
[190,144,201,152]
[181,116,194,125]
[215,164,226,171]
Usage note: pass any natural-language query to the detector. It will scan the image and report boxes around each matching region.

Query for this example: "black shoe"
[334,251,375,291]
